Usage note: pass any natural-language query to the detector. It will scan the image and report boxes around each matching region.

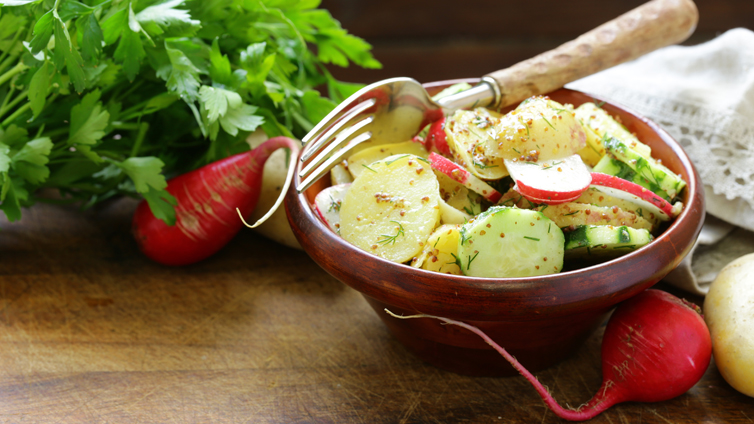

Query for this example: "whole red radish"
[387,289,712,421]
[132,136,300,266]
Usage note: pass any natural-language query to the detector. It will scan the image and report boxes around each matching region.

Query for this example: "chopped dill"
[377,221,405,245]
[467,251,480,270]
[385,154,410,166]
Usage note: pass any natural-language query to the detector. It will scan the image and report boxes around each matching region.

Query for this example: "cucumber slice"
[592,155,670,200]
[603,137,686,200]
[458,206,564,278]
[564,225,653,259]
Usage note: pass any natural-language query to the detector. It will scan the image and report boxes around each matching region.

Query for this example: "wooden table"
[1,199,752,423]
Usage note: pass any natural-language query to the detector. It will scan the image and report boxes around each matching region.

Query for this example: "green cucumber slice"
[592,155,671,201]
[564,225,653,259]
[457,206,564,278]
[603,137,686,200]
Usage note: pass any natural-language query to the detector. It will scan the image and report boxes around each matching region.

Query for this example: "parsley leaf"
[68,90,110,148]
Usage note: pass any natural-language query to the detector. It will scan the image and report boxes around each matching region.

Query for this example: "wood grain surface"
[1,199,752,423]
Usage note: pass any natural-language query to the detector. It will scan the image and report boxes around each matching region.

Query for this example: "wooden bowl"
[284,81,705,377]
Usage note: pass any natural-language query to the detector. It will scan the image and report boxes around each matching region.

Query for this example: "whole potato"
[703,252,754,397]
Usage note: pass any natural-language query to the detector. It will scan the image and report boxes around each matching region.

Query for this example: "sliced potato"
[445,97,587,180]
[538,202,653,231]
[575,187,661,231]
[410,224,463,275]
[445,107,509,180]
[439,199,471,225]
[577,123,605,167]
[330,162,353,185]
[339,154,441,263]
[488,97,586,161]
[435,170,483,216]
[574,102,652,158]
[347,140,428,179]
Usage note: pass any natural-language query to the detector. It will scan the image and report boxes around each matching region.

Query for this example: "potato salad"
[312,91,686,278]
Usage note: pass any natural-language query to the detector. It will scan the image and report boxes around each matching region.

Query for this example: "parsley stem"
[0,27,24,69]
[1,102,31,127]
[129,122,150,157]
[0,84,15,112]
[0,62,27,87]
[0,90,30,125]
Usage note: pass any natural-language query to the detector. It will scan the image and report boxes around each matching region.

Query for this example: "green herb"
[540,113,557,131]
[0,0,379,224]
[377,221,405,245]
[563,210,581,216]
[523,236,540,241]
[448,252,462,268]
[466,251,479,270]
[613,245,636,249]
[473,160,498,169]
[327,195,340,212]
[385,154,409,166]
[459,226,471,245]
[361,164,378,173]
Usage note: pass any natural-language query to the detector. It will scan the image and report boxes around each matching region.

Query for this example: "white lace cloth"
[567,28,754,296]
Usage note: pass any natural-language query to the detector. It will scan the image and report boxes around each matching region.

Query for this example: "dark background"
[321,0,754,85]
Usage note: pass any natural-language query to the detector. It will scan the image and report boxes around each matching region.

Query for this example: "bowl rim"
[285,84,705,320]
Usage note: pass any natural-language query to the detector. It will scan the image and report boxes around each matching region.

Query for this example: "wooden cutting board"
[0,199,751,423]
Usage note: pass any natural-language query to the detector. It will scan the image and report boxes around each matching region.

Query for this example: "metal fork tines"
[297,113,375,191]
[297,77,434,193]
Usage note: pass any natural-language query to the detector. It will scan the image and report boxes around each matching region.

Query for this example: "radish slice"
[426,118,451,156]
[590,172,676,218]
[314,183,351,232]
[428,152,502,203]
[504,154,591,205]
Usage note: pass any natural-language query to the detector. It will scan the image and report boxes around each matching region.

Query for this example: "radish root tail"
[383,308,601,421]
[239,138,300,229]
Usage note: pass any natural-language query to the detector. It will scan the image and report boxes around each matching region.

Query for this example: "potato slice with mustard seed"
[411,224,463,275]
[339,154,442,263]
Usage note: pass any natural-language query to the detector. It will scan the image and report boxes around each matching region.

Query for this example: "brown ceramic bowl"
[285,80,704,377]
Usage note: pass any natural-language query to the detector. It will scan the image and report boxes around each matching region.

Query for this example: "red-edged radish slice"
[428,152,502,203]
[426,118,451,156]
[590,172,677,218]
[504,154,591,205]
[314,183,351,232]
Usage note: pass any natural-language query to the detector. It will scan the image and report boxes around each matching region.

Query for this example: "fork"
[297,0,699,193]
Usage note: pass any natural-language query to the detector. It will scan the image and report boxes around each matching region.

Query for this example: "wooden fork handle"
[486,0,699,108]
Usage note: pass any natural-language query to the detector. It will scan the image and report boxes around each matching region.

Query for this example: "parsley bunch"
[0,0,379,224]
